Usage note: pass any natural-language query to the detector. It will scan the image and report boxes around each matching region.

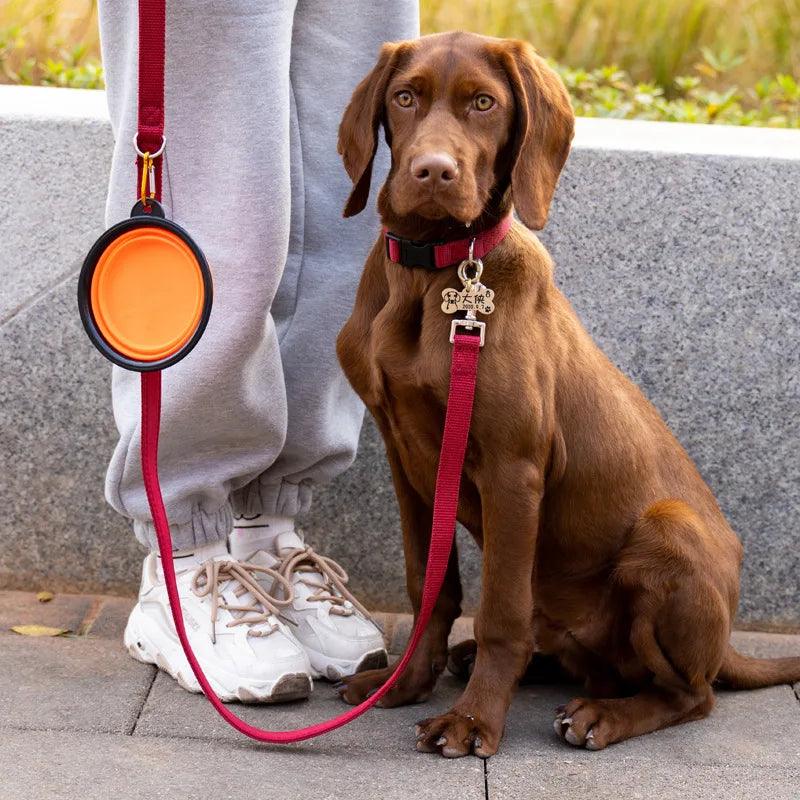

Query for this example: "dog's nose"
[411,152,459,186]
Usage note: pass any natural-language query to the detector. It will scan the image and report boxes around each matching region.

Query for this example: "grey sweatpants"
[98,1,418,549]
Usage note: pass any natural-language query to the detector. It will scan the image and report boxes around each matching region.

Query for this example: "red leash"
[141,334,481,742]
[135,0,485,742]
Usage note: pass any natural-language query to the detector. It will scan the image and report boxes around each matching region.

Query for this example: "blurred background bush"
[1,0,798,126]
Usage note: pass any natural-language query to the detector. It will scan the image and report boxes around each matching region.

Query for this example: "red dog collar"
[385,214,513,269]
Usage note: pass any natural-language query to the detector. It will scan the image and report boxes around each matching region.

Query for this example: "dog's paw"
[553,698,609,751]
[415,710,499,758]
[334,665,433,708]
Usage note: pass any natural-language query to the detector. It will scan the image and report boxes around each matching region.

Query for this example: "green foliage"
[555,54,800,127]
[0,0,103,89]
[38,45,103,89]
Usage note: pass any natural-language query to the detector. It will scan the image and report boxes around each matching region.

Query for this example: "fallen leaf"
[36,591,54,603]
[10,625,70,637]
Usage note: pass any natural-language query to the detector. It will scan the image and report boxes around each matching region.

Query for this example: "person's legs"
[227,0,419,681]
[230,0,419,526]
[99,0,313,701]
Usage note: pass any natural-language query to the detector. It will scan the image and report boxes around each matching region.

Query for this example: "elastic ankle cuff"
[231,479,312,519]
[134,502,233,551]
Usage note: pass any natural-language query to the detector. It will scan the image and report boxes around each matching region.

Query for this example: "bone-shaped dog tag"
[441,282,495,316]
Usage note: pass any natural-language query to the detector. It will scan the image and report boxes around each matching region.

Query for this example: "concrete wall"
[1,86,799,626]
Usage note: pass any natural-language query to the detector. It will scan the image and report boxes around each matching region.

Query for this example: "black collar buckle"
[385,232,439,270]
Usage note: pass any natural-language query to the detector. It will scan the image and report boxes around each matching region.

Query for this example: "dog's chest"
[378,341,452,498]
[349,300,454,501]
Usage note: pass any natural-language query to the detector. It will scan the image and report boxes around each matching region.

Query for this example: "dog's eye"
[474,94,495,111]
[395,91,414,108]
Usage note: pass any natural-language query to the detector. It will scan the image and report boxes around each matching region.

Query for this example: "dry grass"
[422,0,800,88]
[0,0,99,85]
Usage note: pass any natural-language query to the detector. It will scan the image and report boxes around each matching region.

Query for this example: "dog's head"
[338,32,574,232]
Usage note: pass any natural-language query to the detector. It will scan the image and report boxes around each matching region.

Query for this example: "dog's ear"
[494,41,575,230]
[337,42,408,217]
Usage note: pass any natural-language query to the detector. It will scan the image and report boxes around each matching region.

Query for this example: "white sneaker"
[254,531,388,681]
[124,544,313,703]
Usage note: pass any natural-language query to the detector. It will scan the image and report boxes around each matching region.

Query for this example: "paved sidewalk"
[1,590,798,800]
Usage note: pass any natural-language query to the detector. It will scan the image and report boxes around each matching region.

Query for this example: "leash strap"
[136,0,165,202]
[140,332,481,742]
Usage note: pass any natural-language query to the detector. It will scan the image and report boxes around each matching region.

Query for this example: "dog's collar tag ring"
[442,237,494,346]
[78,198,213,372]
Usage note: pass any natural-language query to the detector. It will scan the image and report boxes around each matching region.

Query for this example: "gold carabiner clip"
[140,151,155,207]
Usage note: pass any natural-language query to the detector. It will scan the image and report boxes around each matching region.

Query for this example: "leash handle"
[136,0,166,202]
[141,333,482,742]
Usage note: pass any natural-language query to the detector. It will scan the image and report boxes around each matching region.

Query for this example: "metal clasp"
[133,133,166,159]
[133,134,165,208]
[457,237,483,285]
[450,318,486,347]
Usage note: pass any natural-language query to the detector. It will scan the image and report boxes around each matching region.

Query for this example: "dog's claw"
[564,726,580,745]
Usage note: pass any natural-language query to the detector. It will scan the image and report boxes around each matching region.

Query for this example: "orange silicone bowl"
[78,208,212,371]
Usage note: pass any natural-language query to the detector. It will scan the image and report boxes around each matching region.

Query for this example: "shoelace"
[190,560,295,643]
[275,546,373,622]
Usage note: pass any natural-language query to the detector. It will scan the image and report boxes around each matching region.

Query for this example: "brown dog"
[334,31,800,758]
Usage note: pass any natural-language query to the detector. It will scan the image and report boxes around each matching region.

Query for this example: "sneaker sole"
[306,647,389,681]
[124,604,312,704]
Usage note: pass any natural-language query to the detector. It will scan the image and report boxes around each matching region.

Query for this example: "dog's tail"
[716,644,800,690]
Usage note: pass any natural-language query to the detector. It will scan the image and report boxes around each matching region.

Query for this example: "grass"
[0,0,798,126]
[422,0,800,90]
[0,0,101,88]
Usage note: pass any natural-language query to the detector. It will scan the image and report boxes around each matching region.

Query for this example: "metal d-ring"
[133,132,166,158]
[458,255,483,285]
[457,236,483,285]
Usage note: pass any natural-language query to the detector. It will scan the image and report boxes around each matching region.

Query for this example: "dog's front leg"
[416,460,542,757]
[337,424,463,707]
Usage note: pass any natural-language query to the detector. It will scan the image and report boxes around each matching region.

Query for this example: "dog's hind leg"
[446,639,477,680]
[554,683,715,750]
[337,434,463,707]
[556,500,729,750]
[448,640,572,686]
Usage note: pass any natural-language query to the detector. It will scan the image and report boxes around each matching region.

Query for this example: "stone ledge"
[1,87,799,624]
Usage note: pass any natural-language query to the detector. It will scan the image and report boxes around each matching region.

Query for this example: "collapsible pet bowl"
[78,200,212,371]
